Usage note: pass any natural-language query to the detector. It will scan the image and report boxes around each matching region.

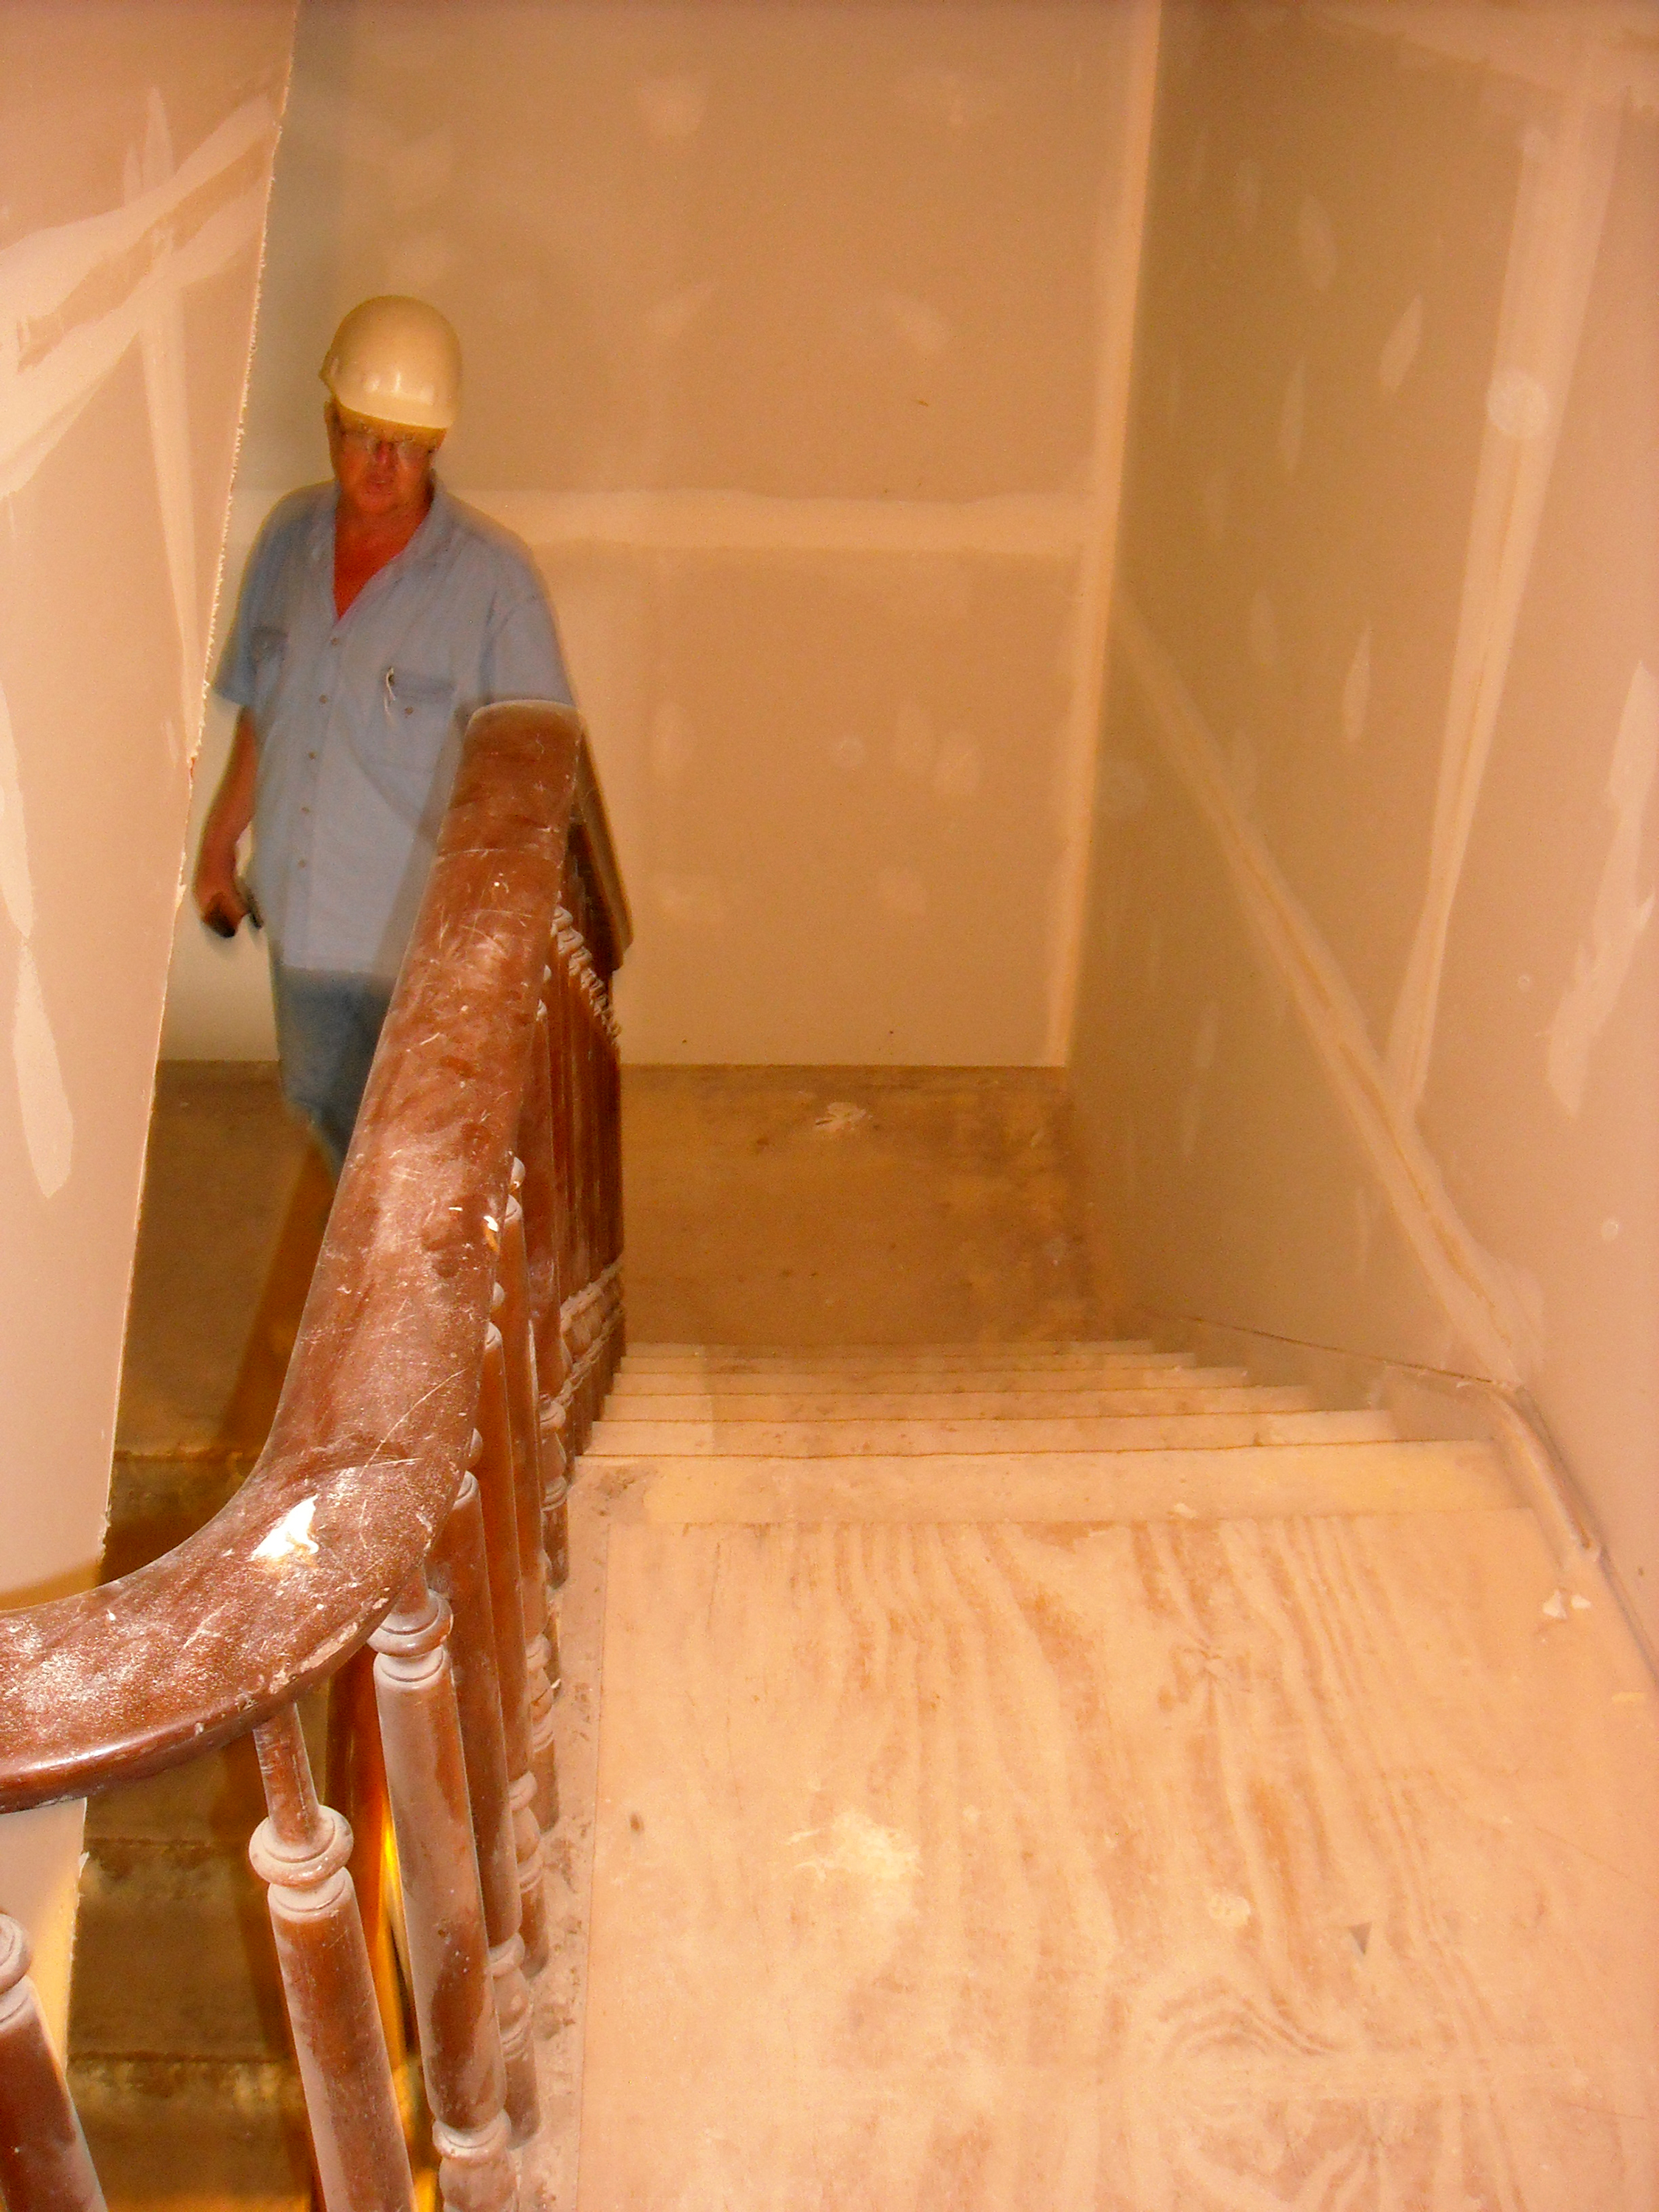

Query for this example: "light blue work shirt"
[215,479,571,982]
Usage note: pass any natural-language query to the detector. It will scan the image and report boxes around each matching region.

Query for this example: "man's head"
[320,296,460,523]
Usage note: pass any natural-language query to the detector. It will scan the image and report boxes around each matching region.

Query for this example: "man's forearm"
[200,711,257,858]
[193,712,258,925]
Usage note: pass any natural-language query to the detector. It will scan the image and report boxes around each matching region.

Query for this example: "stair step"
[619,1349,1189,1372]
[69,1843,289,2063]
[595,1439,1512,1524]
[600,1384,1318,1419]
[625,1339,1159,1361]
[613,1363,1250,1395]
[588,1410,1399,1457]
[67,2058,310,2212]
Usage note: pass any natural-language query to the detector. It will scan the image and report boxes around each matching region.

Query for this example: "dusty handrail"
[0,702,627,1812]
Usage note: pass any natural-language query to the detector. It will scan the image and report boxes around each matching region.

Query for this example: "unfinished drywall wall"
[160,0,1160,1064]
[0,0,295,2041]
[1072,3,1659,1647]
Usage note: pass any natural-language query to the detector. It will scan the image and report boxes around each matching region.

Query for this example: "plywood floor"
[563,1357,1659,2211]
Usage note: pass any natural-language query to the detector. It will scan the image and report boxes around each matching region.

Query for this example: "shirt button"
[307,751,317,760]
[319,695,328,704]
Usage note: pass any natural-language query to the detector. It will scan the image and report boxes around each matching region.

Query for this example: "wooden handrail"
[0,702,625,1812]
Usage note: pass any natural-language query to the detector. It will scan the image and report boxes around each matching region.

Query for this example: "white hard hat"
[320,296,461,433]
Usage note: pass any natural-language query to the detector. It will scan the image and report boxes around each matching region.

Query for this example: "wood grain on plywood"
[578,1510,1659,2209]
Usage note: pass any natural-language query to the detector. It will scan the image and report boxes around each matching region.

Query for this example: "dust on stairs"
[549,1338,1659,2211]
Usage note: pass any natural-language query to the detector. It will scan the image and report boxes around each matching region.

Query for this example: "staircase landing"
[546,1342,1659,2210]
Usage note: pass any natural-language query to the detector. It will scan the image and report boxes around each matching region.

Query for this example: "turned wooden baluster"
[549,910,578,1335]
[427,1463,539,2142]
[475,1325,552,1975]
[371,1573,516,2212]
[577,954,606,1441]
[563,938,597,1455]
[503,1175,561,1795]
[552,911,587,1459]
[0,1910,105,2212]
[518,992,562,1394]
[248,1705,414,2212]
[518,993,571,1593]
[596,978,623,1387]
[321,1641,423,2143]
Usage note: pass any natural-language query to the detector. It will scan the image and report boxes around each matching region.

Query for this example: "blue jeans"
[271,964,393,1178]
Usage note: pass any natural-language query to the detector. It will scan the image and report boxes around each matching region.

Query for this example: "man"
[194,295,571,1175]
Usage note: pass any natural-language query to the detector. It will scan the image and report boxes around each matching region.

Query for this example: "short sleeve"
[213,501,291,709]
[483,559,573,708]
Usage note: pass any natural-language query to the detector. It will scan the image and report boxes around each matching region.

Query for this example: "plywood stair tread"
[555,1341,1659,2210]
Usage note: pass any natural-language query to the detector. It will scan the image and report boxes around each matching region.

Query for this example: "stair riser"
[619,1354,1188,1373]
[620,1440,1514,1524]
[623,1340,1158,1360]
[587,1411,1399,1456]
[613,1366,1250,1394]
[70,1851,289,2063]
[599,1387,1318,1420]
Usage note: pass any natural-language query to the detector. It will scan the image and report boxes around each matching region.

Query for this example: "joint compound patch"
[813,1100,872,1137]
[1487,366,1550,440]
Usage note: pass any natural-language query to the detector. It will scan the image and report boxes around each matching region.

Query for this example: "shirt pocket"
[248,624,287,722]
[358,664,459,827]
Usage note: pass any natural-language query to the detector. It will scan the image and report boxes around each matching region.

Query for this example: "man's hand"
[194,846,248,938]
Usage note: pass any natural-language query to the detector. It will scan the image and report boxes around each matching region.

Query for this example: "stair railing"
[0,701,629,2212]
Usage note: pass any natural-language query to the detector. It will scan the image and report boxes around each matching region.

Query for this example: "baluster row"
[0,894,622,2212]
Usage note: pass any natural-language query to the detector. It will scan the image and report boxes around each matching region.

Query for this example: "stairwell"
[61,1070,1659,2211]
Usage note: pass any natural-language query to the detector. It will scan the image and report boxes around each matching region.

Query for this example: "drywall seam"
[129,92,201,769]
[187,36,296,793]
[1546,659,1658,1113]
[0,677,72,1200]
[1116,594,1528,1382]
[0,95,275,503]
[1046,0,1164,1069]
[449,488,1091,560]
[1385,52,1619,1113]
[0,87,287,1205]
